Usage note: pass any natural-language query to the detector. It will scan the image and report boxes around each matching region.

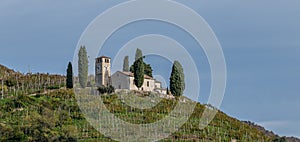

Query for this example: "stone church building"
[95,56,167,94]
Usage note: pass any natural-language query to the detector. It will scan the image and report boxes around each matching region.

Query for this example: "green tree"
[169,61,185,96]
[130,48,153,77]
[130,62,153,77]
[66,62,73,89]
[78,46,88,88]
[123,56,129,72]
[98,85,115,94]
[144,63,153,77]
[135,48,143,61]
[133,57,144,90]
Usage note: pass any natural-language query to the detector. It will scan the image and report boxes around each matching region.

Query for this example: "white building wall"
[128,77,155,91]
[111,71,159,92]
[111,72,130,90]
[155,82,161,89]
[129,77,138,90]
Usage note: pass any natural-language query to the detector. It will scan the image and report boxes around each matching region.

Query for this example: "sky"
[0,0,300,138]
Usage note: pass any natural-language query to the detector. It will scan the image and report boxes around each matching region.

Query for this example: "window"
[147,81,149,87]
[104,59,110,63]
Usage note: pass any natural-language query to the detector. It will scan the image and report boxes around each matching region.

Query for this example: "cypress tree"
[133,57,144,90]
[178,62,185,91]
[144,63,153,77]
[78,46,88,88]
[66,62,73,89]
[169,61,185,96]
[123,56,129,72]
[135,48,143,61]
[130,48,153,77]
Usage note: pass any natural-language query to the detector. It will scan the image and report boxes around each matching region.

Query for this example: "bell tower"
[95,56,111,86]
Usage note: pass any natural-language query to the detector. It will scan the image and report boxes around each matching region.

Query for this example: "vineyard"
[0,64,65,97]
[0,88,281,141]
[0,65,287,141]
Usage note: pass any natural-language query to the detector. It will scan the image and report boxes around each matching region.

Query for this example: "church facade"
[95,56,166,94]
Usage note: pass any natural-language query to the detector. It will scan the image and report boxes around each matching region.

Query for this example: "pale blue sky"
[0,0,300,138]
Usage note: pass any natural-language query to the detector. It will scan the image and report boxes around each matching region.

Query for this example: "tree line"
[125,48,185,97]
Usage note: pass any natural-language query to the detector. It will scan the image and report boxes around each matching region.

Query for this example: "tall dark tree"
[144,63,153,77]
[177,62,185,91]
[169,61,185,96]
[130,62,153,77]
[66,62,73,89]
[133,57,144,90]
[123,56,129,72]
[130,48,153,77]
[78,46,88,88]
[135,48,143,61]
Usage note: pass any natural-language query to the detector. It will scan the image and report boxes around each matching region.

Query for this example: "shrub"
[97,85,115,94]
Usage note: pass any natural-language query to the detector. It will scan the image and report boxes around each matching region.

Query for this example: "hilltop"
[0,64,299,141]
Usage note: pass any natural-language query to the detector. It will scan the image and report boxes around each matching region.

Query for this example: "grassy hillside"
[0,64,294,141]
[0,89,282,142]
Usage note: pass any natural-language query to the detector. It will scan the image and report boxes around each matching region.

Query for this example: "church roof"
[119,71,153,79]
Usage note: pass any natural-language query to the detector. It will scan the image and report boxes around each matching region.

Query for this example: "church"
[95,56,167,94]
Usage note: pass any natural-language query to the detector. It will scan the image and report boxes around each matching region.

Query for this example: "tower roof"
[96,56,111,59]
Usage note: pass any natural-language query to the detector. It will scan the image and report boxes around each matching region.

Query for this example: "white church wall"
[128,77,155,91]
[111,72,130,90]
[155,82,162,89]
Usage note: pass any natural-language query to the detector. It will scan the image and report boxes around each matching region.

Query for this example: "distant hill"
[286,137,300,142]
[243,121,277,137]
[243,121,300,142]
